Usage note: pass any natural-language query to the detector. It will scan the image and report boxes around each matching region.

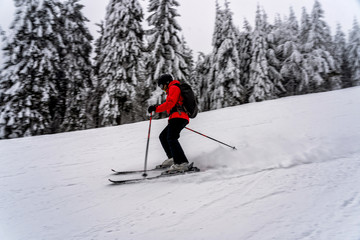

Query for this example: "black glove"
[147,105,158,113]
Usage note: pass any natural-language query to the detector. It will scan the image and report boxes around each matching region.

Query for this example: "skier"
[148,74,190,172]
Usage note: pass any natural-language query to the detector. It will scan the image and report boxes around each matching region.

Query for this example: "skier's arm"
[156,85,180,113]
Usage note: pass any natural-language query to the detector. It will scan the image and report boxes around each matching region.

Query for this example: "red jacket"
[156,80,190,122]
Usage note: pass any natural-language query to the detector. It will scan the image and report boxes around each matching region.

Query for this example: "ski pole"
[185,127,237,150]
[143,113,153,177]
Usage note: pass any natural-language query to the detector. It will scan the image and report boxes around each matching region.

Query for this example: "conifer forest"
[0,0,359,139]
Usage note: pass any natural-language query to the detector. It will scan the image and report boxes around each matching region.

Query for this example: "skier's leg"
[167,118,189,164]
[159,125,172,159]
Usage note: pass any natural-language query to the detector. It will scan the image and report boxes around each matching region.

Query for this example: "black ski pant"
[159,118,189,165]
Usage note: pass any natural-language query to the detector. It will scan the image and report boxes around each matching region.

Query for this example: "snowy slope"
[1,87,360,240]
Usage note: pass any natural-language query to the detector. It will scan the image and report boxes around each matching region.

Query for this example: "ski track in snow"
[1,87,360,240]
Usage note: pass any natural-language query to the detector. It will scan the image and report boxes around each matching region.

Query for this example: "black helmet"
[157,74,173,89]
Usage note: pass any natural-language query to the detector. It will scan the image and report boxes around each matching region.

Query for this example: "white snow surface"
[1,87,360,240]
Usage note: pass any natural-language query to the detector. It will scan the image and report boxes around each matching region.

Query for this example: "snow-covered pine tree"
[60,0,93,132]
[263,10,286,98]
[299,7,310,40]
[179,35,194,83]
[278,7,306,95]
[333,24,352,88]
[195,52,212,111]
[300,0,336,93]
[92,21,105,88]
[197,0,223,112]
[97,0,145,126]
[212,0,226,50]
[248,6,276,102]
[87,21,106,128]
[146,0,191,82]
[347,18,360,86]
[331,24,347,89]
[296,7,312,93]
[0,0,65,139]
[238,18,252,101]
[209,1,245,109]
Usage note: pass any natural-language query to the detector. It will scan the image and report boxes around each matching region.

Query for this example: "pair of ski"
[109,162,200,185]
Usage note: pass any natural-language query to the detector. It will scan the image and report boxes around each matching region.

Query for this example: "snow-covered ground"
[1,87,360,240]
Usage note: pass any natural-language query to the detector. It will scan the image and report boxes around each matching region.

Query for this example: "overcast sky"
[0,0,359,55]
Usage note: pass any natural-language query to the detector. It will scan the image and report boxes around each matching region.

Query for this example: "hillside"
[1,87,360,240]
